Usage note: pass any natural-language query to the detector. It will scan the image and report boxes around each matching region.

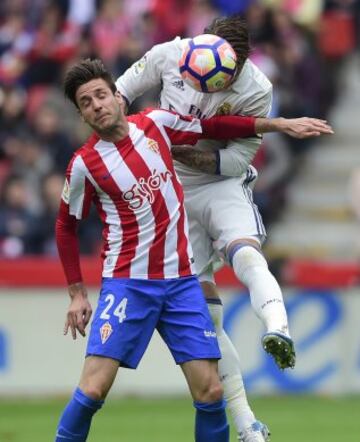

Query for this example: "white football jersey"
[116,37,273,187]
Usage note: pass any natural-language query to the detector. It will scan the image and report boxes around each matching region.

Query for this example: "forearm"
[172,146,218,174]
[200,115,256,139]
[200,115,312,139]
[173,135,260,177]
[199,116,287,140]
[254,117,286,134]
[176,114,326,176]
[253,116,335,139]
[55,212,83,285]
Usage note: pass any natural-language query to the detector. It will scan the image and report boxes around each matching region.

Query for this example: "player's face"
[75,78,124,134]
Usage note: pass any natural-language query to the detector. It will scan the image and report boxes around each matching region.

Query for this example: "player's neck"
[98,118,129,143]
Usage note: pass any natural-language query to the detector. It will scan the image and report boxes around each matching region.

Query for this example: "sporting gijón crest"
[100,322,113,344]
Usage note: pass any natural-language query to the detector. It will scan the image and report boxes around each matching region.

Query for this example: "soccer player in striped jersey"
[54,58,327,442]
[115,16,333,442]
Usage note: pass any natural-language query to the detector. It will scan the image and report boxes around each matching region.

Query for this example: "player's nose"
[93,98,102,111]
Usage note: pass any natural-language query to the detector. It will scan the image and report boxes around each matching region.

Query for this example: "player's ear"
[77,109,85,121]
[115,91,126,112]
[74,100,85,121]
[115,90,122,103]
[77,108,86,123]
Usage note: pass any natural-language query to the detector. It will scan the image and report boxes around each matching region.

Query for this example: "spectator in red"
[151,0,193,41]
[185,0,219,37]
[23,1,80,86]
[90,0,132,70]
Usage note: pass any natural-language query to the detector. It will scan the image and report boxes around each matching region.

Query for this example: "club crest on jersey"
[122,169,172,210]
[100,322,113,344]
[61,178,70,203]
[216,102,232,116]
[133,55,147,76]
[147,138,160,154]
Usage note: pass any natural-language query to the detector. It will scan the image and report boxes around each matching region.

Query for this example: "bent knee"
[201,281,220,300]
[230,242,267,270]
[226,238,261,263]
[227,237,261,252]
[78,356,118,401]
[193,377,224,403]
[79,381,109,401]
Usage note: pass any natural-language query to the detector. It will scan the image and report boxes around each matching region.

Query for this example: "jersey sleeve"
[145,108,204,146]
[116,41,168,106]
[145,109,257,147]
[55,154,95,285]
[219,86,273,177]
[62,154,95,220]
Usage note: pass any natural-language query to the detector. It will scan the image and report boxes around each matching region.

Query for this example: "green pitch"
[0,395,359,441]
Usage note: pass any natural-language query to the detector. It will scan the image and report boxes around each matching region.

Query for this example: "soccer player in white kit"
[116,16,333,442]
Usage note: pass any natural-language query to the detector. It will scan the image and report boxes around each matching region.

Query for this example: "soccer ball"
[178,34,237,93]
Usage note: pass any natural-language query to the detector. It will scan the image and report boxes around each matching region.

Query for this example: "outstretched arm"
[173,116,333,174]
[254,117,333,139]
[199,115,333,140]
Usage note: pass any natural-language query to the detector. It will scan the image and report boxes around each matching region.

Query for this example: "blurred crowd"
[0,0,359,258]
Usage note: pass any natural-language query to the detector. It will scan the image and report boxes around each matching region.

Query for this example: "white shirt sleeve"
[219,86,273,177]
[116,42,168,105]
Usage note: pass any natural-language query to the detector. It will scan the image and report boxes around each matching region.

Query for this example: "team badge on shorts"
[100,322,113,344]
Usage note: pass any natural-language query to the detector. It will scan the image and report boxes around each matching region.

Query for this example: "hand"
[279,117,334,139]
[64,283,92,340]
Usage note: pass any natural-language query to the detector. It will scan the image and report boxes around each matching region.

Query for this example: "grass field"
[0,395,359,441]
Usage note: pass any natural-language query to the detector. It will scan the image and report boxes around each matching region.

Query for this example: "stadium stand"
[0,0,359,286]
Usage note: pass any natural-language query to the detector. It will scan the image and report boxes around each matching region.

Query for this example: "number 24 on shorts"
[100,294,128,323]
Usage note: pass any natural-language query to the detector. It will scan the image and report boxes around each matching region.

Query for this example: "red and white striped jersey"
[59,108,204,280]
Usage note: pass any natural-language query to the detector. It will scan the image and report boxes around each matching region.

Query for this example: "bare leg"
[79,355,119,400]
[55,356,119,441]
[181,359,229,442]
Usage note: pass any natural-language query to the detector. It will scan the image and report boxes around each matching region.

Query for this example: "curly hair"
[63,58,117,108]
[204,15,250,74]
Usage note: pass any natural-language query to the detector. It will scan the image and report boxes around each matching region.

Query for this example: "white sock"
[232,245,290,336]
[207,301,257,432]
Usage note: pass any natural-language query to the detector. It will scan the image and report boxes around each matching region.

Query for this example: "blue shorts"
[86,275,220,369]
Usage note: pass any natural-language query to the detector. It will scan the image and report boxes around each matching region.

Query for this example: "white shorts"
[183,172,266,282]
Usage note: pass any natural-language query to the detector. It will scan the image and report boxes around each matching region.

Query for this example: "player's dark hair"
[204,15,250,74]
[63,58,117,107]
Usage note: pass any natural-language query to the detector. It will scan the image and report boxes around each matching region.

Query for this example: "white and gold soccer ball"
[178,34,237,93]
